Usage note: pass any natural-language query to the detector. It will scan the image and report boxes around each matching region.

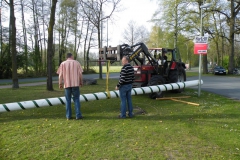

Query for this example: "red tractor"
[99,42,186,98]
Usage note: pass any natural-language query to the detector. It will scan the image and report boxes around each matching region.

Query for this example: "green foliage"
[223,55,229,69]
[235,56,240,68]
[147,26,174,48]
[0,43,27,78]
[1,79,240,159]
[0,43,11,78]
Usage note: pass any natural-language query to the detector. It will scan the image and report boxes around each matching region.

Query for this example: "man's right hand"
[59,84,63,89]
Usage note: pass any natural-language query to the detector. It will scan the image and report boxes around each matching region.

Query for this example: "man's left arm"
[116,67,125,90]
[57,64,63,89]
[78,64,83,87]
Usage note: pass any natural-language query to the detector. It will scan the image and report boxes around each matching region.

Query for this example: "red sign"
[194,43,208,54]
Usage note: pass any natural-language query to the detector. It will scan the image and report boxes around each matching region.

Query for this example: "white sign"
[194,36,208,44]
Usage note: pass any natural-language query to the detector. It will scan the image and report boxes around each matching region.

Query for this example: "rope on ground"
[156,96,191,100]
[156,96,199,106]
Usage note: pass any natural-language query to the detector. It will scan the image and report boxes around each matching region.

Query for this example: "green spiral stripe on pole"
[33,100,40,108]
[162,84,167,91]
[113,91,119,97]
[149,86,153,93]
[58,98,65,105]
[81,95,88,102]
[156,85,161,92]
[132,88,137,95]
[176,83,181,89]
[45,99,53,106]
[93,93,99,100]
[140,88,145,94]
[3,104,10,112]
[169,83,174,90]
[103,92,108,98]
[17,102,25,110]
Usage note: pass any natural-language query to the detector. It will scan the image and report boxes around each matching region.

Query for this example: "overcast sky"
[104,0,158,47]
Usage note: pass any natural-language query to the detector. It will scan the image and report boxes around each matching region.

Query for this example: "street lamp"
[198,2,212,97]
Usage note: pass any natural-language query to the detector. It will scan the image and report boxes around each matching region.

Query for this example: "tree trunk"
[73,5,78,59]
[228,0,235,74]
[47,0,57,91]
[9,0,19,89]
[221,35,224,67]
[76,18,84,57]
[31,0,41,75]
[42,0,47,73]
[87,28,93,72]
[202,52,208,74]
[20,0,28,74]
[59,12,67,66]
[83,20,90,72]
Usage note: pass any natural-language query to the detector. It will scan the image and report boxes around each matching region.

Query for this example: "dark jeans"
[119,84,133,118]
[64,87,82,119]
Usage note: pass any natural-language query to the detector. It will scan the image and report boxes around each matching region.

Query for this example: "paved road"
[188,76,240,100]
[1,73,240,100]
[0,73,120,89]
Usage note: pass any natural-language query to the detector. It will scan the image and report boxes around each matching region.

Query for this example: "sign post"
[194,36,208,97]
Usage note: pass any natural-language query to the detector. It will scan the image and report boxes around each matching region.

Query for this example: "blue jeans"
[119,84,133,118]
[64,87,82,119]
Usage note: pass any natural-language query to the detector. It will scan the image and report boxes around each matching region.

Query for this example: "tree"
[4,0,19,88]
[20,0,28,74]
[83,18,96,72]
[30,0,42,75]
[122,20,149,45]
[208,0,240,74]
[79,0,121,49]
[47,0,58,91]
[154,0,189,48]
[147,26,171,48]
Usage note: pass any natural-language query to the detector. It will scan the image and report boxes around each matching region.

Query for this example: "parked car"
[213,66,226,75]
[233,68,240,75]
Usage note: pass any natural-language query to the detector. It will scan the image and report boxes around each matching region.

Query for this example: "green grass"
[1,79,240,159]
[92,65,122,73]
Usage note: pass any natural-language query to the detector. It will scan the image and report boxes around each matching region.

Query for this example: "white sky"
[104,0,158,47]
[2,0,158,56]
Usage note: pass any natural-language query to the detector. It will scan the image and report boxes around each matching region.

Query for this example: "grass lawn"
[92,65,122,73]
[1,79,240,159]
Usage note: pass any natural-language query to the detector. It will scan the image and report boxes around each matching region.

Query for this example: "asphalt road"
[0,73,120,89]
[188,75,240,100]
[0,73,240,100]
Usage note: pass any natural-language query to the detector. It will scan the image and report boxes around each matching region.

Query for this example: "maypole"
[0,80,202,113]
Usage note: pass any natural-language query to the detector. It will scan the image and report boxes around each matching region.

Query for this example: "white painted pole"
[0,80,202,113]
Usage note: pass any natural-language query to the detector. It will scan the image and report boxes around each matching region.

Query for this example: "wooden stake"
[170,98,199,106]
[156,96,199,106]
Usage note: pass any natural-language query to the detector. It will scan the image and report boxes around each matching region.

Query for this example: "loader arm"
[128,42,157,66]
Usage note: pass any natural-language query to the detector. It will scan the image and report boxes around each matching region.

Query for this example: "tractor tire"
[148,75,166,99]
[169,67,186,93]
